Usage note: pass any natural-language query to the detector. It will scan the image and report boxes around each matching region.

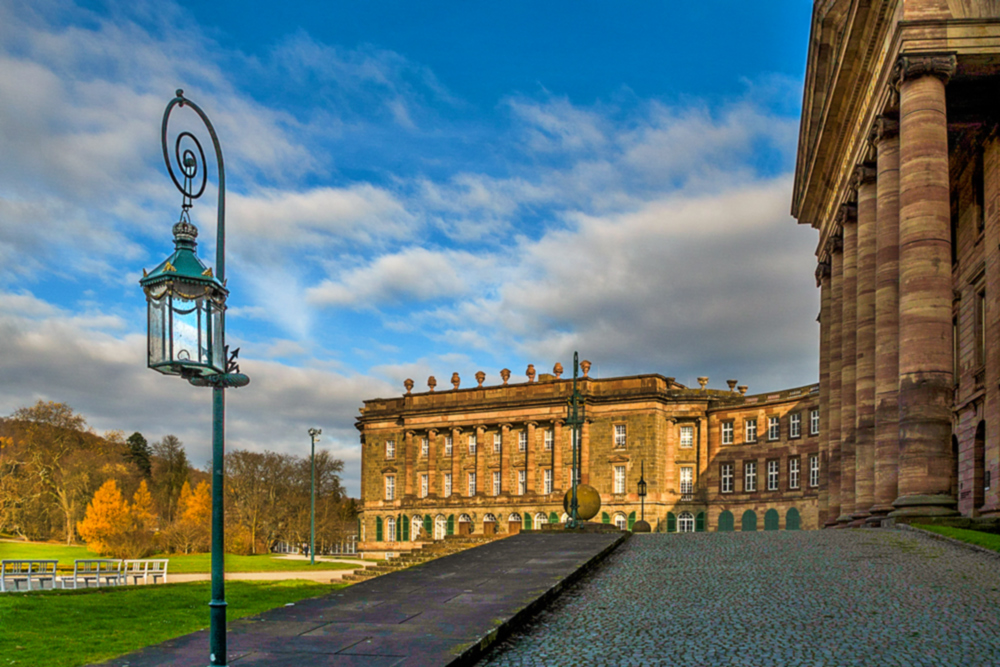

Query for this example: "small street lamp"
[308,427,322,565]
[638,461,648,521]
[140,90,248,667]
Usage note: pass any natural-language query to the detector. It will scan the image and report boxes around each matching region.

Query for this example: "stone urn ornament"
[697,376,709,390]
[526,364,536,383]
[451,372,461,390]
[428,376,437,392]
[500,368,511,386]
[581,360,591,377]
[553,362,563,378]
[727,379,738,392]
[738,385,748,396]
[404,378,414,395]
[475,370,486,387]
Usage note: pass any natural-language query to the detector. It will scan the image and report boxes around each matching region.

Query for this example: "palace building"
[356,370,821,546]
[793,0,1000,524]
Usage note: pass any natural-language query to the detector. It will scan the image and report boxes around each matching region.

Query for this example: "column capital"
[427,428,439,437]
[815,260,831,287]
[826,229,844,255]
[896,53,956,86]
[853,164,877,188]
[500,423,512,431]
[871,115,899,145]
[837,202,858,226]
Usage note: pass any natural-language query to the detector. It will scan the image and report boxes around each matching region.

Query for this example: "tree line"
[0,401,357,557]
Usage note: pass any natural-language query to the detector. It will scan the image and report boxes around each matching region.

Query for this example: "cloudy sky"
[0,0,818,495]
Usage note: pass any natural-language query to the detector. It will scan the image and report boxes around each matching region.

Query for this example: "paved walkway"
[478,529,1000,667]
[90,531,625,667]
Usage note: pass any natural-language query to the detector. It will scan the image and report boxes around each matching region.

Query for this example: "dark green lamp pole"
[566,352,585,529]
[140,90,249,667]
[308,427,322,565]
[638,461,647,522]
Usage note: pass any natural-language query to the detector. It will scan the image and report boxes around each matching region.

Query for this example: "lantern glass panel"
[172,296,202,364]
[148,295,167,365]
[211,305,224,370]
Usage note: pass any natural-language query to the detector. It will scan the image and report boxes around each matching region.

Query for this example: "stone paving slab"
[89,531,626,667]
[477,529,1000,667]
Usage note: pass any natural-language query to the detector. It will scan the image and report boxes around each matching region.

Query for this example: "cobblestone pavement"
[478,529,1000,667]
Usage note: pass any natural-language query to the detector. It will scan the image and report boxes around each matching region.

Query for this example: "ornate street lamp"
[308,427,322,565]
[140,90,248,667]
[638,461,647,521]
[566,352,585,529]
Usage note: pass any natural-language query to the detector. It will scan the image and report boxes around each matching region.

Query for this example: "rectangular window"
[744,461,757,492]
[810,409,820,436]
[385,440,395,458]
[679,466,693,495]
[445,435,453,457]
[468,471,476,496]
[518,469,526,495]
[789,458,800,490]
[721,422,733,445]
[614,465,626,494]
[767,460,779,491]
[420,437,429,457]
[544,429,554,451]
[544,468,553,494]
[680,425,694,448]
[809,455,820,488]
[493,470,501,496]
[444,472,452,497]
[768,417,780,441]
[721,463,734,493]
[420,473,428,498]
[790,413,801,439]
[518,430,528,452]
[977,289,987,368]
[614,424,627,448]
[745,419,757,443]
[385,475,395,500]
[493,432,502,453]
[469,433,477,455]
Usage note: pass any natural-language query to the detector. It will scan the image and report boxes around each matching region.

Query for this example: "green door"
[549,511,559,524]
[764,509,779,531]
[423,515,432,535]
[401,514,409,541]
[602,512,611,524]
[667,512,676,533]
[786,508,801,531]
[695,512,706,532]
[524,513,533,530]
[627,511,636,531]
[717,510,734,532]
[447,514,455,536]
[741,510,758,531]
[376,516,383,541]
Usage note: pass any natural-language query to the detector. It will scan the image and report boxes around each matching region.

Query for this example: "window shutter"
[447,514,455,535]
[627,511,636,531]
[695,512,705,532]
[525,513,533,530]
[401,514,409,541]
[667,512,676,533]
[601,511,610,524]
[423,515,432,534]
[376,516,383,542]
[549,512,559,524]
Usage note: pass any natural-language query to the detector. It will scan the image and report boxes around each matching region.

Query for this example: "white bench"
[122,559,168,585]
[59,559,123,589]
[0,560,59,592]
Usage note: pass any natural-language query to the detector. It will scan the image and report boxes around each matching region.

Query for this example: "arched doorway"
[535,512,548,528]
[508,513,522,534]
[613,513,628,530]
[677,511,694,533]
[741,510,758,532]
[434,514,446,540]
[411,515,423,541]
[458,513,472,536]
[483,513,498,535]
[717,510,734,532]
[786,508,801,531]
[764,509,779,531]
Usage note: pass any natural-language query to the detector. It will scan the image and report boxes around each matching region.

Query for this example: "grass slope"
[0,580,345,667]
[914,524,1000,552]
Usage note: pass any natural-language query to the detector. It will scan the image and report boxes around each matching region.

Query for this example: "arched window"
[434,514,446,540]
[411,515,423,541]
[613,513,627,530]
[386,516,397,542]
[508,512,522,523]
[560,513,569,524]
[678,511,695,533]
[483,513,497,522]
[535,512,548,527]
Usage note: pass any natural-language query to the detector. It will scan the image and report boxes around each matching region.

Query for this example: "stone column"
[981,134,1000,518]
[476,425,486,496]
[581,419,591,485]
[827,231,844,526]
[428,429,438,496]
[853,164,878,523]
[665,417,676,499]
[893,54,959,518]
[552,420,564,492]
[839,202,859,524]
[451,427,462,498]
[500,423,510,494]
[404,430,416,497]
[526,422,537,493]
[871,115,902,519]
[816,259,832,522]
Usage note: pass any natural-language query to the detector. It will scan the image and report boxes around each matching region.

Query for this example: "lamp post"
[308,427,322,565]
[566,352,585,529]
[140,90,248,667]
[638,460,647,522]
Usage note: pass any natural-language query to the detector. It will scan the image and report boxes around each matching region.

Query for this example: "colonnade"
[817,54,960,525]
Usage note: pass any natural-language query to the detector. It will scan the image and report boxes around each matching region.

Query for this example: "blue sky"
[0,0,818,495]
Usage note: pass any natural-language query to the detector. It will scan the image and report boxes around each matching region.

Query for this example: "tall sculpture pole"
[566,352,585,528]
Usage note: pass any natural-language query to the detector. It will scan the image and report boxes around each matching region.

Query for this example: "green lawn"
[914,524,1000,552]
[0,580,344,667]
[0,541,357,573]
